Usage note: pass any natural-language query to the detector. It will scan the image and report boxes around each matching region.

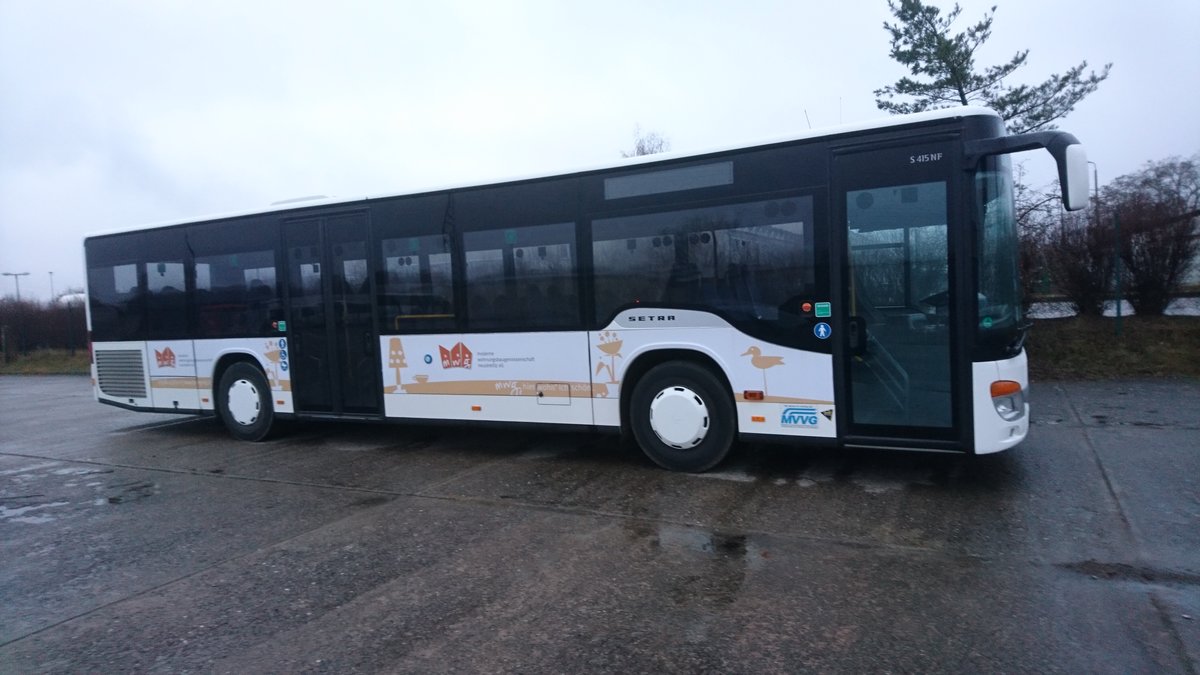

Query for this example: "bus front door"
[283,213,381,416]
[833,141,967,449]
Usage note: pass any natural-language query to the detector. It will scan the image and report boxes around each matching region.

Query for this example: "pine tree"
[875,0,1111,133]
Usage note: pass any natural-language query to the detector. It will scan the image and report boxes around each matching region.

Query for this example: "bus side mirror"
[1060,143,1089,212]
[965,130,1090,212]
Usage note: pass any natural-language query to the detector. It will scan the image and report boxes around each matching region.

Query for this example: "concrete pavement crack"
[1058,383,1141,550]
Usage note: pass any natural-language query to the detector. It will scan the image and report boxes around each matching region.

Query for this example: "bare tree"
[1045,208,1114,317]
[0,297,88,357]
[622,125,671,158]
[1105,155,1200,315]
[1013,166,1061,310]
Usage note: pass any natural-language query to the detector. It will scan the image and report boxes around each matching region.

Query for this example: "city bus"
[84,107,1088,471]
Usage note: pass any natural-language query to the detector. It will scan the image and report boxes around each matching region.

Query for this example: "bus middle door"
[283,213,382,417]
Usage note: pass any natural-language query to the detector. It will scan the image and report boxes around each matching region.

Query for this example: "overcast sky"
[2,0,1198,301]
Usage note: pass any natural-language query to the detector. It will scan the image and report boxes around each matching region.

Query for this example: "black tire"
[629,361,736,472]
[216,362,274,442]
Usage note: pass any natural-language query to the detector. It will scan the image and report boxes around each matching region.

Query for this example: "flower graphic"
[595,330,623,384]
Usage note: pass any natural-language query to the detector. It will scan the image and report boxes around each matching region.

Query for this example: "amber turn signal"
[990,380,1022,397]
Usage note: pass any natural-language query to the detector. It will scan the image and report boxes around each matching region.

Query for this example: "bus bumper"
[972,351,1030,454]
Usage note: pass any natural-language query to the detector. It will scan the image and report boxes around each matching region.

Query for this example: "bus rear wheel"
[217,362,274,441]
[630,361,736,472]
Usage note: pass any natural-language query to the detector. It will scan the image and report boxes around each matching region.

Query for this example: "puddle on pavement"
[624,522,768,608]
[104,481,157,504]
[0,461,63,476]
[707,447,970,494]
[350,495,391,508]
[1060,560,1200,587]
[1,500,72,524]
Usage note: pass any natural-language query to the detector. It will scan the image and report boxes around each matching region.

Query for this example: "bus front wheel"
[630,361,736,472]
[217,362,274,442]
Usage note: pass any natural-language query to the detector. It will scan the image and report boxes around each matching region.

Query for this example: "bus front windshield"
[975,155,1025,357]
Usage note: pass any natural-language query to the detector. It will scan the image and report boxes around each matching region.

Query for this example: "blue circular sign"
[278,338,287,349]
[813,322,832,340]
[424,354,433,364]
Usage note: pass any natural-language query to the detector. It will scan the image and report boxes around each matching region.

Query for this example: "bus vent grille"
[96,350,147,398]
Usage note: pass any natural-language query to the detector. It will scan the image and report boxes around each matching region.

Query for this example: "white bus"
[85,107,1088,471]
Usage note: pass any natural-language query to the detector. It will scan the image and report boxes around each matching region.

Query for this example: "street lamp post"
[1088,161,1100,227]
[2,272,30,301]
[1089,161,1122,336]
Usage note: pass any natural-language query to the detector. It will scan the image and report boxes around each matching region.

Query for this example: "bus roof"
[86,106,1001,240]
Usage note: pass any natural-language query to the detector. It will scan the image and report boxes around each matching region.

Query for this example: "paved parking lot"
[2,375,1198,672]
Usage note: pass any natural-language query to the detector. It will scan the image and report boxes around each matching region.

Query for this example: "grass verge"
[0,349,90,375]
[1027,316,1200,380]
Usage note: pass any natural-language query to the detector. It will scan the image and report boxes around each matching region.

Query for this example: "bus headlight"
[990,380,1026,421]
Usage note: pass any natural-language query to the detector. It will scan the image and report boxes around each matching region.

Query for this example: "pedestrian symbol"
[814,322,831,339]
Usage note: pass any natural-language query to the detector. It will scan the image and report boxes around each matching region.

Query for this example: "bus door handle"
[848,316,868,356]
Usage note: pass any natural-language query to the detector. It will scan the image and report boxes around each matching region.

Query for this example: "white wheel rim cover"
[227,378,261,426]
[648,385,710,449]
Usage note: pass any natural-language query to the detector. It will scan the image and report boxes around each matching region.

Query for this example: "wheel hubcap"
[649,385,709,449]
[227,379,260,426]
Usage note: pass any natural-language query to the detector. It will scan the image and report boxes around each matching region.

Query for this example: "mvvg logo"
[781,405,819,427]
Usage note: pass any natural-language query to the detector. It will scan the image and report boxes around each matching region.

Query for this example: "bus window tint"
[194,250,279,337]
[975,154,1022,353]
[592,198,814,326]
[464,222,577,331]
[87,261,142,341]
[379,234,455,333]
[464,248,505,329]
[145,261,186,338]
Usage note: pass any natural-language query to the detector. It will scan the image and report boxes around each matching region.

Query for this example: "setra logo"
[781,405,819,427]
[155,347,176,369]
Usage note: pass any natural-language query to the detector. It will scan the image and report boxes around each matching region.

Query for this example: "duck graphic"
[741,346,784,395]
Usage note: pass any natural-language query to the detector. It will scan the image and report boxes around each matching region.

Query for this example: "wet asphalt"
[1,375,1197,673]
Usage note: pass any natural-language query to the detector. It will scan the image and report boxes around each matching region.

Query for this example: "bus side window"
[87,261,143,342]
[462,222,577,332]
[379,234,456,333]
[193,249,278,338]
[593,198,813,329]
[145,261,187,338]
